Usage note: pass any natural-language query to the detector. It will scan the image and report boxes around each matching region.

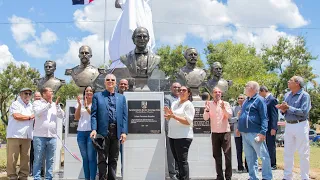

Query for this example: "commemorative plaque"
[127,100,161,134]
[193,106,211,134]
[68,107,78,134]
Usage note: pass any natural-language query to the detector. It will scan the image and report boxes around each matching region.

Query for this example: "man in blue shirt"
[90,74,128,180]
[276,76,311,180]
[237,81,272,180]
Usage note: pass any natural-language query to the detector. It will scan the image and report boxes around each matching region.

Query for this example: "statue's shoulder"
[194,67,206,75]
[65,65,80,75]
[120,50,134,63]
[54,77,66,84]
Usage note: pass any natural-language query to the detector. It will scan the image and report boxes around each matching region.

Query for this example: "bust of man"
[65,45,105,89]
[205,62,232,95]
[175,48,206,100]
[34,60,65,93]
[120,27,160,91]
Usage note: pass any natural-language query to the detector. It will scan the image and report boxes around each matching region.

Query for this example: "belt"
[286,119,306,124]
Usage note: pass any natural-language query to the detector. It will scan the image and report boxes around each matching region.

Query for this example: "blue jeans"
[241,132,272,180]
[77,131,97,180]
[33,137,56,180]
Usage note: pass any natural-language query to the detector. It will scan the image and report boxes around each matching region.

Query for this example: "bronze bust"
[34,60,65,93]
[65,45,105,90]
[175,48,206,100]
[205,62,232,95]
[120,27,160,91]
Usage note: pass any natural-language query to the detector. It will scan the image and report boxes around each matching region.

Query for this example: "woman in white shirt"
[164,86,195,180]
[75,86,97,180]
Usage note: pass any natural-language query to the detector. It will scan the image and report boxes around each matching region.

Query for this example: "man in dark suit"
[259,85,279,170]
[90,73,128,180]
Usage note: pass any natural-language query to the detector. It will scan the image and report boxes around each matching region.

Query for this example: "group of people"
[164,75,311,180]
[6,87,64,180]
[6,74,311,180]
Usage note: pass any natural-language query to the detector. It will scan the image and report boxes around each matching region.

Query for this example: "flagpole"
[103,0,107,67]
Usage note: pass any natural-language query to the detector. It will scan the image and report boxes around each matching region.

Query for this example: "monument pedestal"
[123,92,165,180]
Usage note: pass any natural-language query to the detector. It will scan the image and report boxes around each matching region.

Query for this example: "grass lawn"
[277,146,320,180]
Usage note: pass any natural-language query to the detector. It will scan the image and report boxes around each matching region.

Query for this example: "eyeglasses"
[179,89,188,93]
[238,97,244,99]
[24,92,32,96]
[106,79,116,82]
[173,86,181,89]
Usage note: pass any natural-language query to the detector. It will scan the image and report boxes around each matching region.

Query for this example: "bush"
[310,141,320,147]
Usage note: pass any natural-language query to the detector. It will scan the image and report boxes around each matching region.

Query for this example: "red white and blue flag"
[72,0,94,5]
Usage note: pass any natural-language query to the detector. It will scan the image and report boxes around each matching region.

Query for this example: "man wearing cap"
[6,88,35,180]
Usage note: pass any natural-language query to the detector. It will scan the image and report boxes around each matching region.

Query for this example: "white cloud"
[9,15,58,59]
[0,44,30,71]
[60,0,308,67]
[57,35,108,67]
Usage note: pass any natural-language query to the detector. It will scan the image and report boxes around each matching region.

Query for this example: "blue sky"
[0,0,319,83]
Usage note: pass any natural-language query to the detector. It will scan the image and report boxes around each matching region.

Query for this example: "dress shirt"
[283,89,311,122]
[230,105,241,137]
[33,99,65,138]
[106,91,117,124]
[203,100,232,133]
[168,100,195,139]
[6,97,34,139]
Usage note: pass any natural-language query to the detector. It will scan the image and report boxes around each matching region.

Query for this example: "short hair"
[201,92,210,101]
[171,82,181,88]
[246,81,260,93]
[212,62,222,68]
[79,45,92,54]
[183,47,197,57]
[238,94,246,98]
[40,87,51,95]
[259,85,269,92]
[132,27,149,39]
[293,76,305,88]
[44,60,56,68]
[104,73,117,81]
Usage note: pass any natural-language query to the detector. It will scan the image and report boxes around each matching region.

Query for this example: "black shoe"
[271,165,277,170]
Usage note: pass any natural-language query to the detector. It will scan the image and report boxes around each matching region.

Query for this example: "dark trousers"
[211,132,232,180]
[235,136,248,171]
[98,128,120,180]
[30,140,34,174]
[266,131,276,167]
[169,138,192,180]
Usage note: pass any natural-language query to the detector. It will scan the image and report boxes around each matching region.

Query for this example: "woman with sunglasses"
[74,86,97,180]
[164,86,195,180]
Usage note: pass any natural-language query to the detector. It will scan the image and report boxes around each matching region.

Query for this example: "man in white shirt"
[6,88,35,180]
[32,87,64,180]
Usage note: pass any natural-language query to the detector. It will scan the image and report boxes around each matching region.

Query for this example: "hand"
[77,96,81,105]
[120,133,127,144]
[237,111,241,117]
[257,134,266,142]
[90,130,97,139]
[236,129,240,136]
[220,101,225,109]
[271,129,276,136]
[29,114,35,120]
[164,106,174,119]
[205,101,210,111]
[55,96,60,105]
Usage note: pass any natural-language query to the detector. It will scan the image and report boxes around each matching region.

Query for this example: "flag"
[72,0,94,5]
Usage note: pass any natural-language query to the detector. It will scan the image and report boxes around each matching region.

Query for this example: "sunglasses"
[106,79,116,82]
[179,89,188,92]
[24,92,32,96]
[238,97,244,99]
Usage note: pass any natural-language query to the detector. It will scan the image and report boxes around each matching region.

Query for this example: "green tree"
[0,63,40,125]
[56,80,80,106]
[261,36,318,97]
[157,45,204,79]
[307,86,320,127]
[204,41,278,100]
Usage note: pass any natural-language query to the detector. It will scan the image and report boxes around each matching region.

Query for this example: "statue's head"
[44,60,56,76]
[78,45,92,65]
[211,62,222,78]
[184,48,198,65]
[132,27,149,49]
